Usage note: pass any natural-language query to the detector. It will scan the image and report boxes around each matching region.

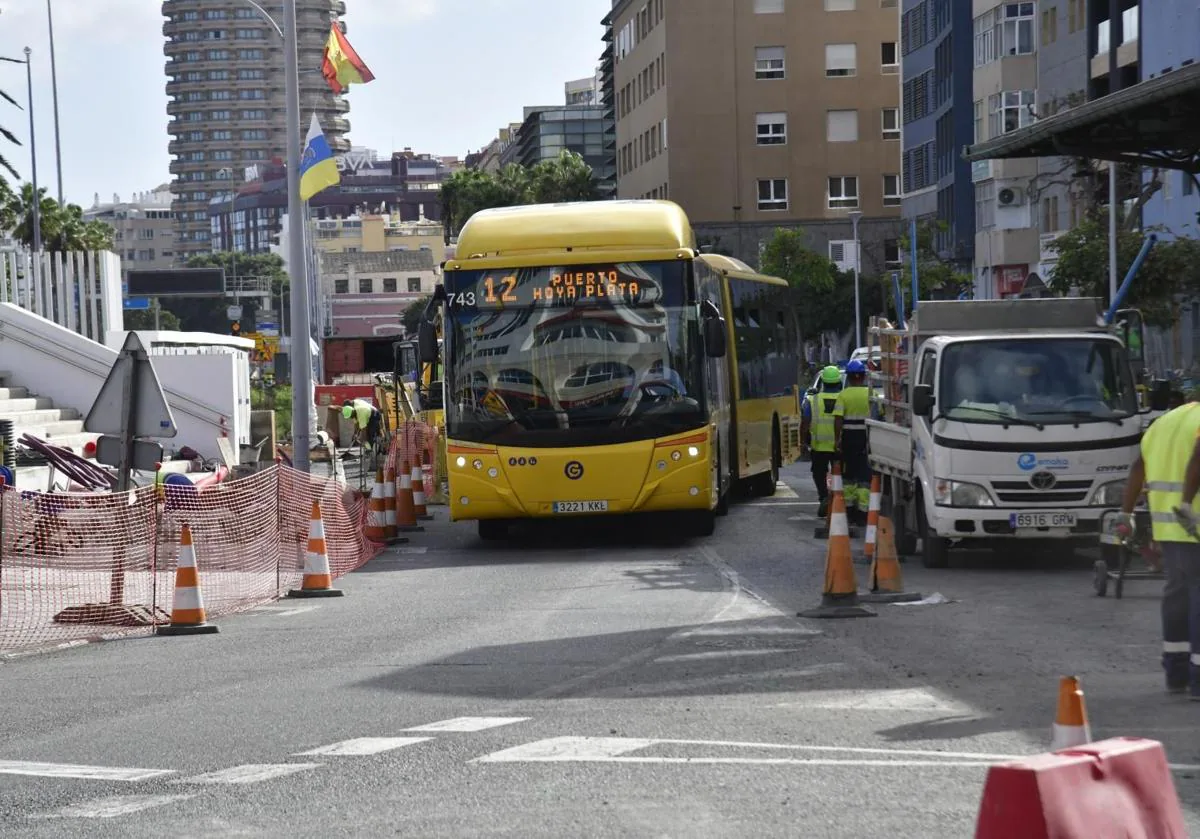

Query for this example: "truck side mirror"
[912,383,934,417]
[418,321,438,364]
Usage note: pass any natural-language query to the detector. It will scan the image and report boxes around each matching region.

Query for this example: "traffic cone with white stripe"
[287,500,345,598]
[411,461,432,521]
[158,523,219,635]
[1051,676,1091,750]
[384,464,398,539]
[800,463,876,620]
[861,493,923,604]
[396,460,424,532]
[859,474,881,564]
[365,468,389,542]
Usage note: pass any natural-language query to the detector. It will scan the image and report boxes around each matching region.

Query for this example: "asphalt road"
[0,462,1197,837]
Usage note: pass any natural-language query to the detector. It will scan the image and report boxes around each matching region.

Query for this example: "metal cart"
[1093,508,1164,598]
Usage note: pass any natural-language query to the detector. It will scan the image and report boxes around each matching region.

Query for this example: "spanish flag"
[299,114,340,202]
[321,23,375,94]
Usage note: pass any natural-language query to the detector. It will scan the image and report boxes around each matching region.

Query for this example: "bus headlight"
[657,460,667,470]
[688,446,700,457]
[934,478,993,507]
[671,450,682,461]
[488,467,498,478]
[1093,481,1126,506]
[456,456,466,468]
[473,459,483,470]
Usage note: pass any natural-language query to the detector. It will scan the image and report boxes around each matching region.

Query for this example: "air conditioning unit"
[997,186,1024,207]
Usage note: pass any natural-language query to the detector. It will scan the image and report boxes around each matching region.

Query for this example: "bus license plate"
[1009,512,1077,530]
[553,500,609,514]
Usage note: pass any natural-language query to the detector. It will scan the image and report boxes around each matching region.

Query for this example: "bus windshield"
[938,337,1138,425]
[443,260,705,447]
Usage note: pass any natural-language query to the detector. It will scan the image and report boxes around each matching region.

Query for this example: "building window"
[883,174,902,206]
[974,3,1035,66]
[755,112,787,145]
[988,90,1035,136]
[826,110,859,143]
[407,277,422,292]
[881,42,898,73]
[754,0,784,12]
[824,0,855,9]
[1041,7,1058,45]
[882,107,899,139]
[825,43,857,77]
[973,99,984,142]
[757,178,788,211]
[358,278,372,293]
[1041,195,1061,231]
[382,277,397,293]
[334,280,349,294]
[828,176,859,209]
[755,46,786,80]
[884,239,901,268]
[975,180,996,230]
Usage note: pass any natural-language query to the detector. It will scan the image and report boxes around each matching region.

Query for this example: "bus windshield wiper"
[940,406,1045,430]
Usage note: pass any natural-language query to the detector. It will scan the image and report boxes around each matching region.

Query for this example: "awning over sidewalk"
[963,62,1200,173]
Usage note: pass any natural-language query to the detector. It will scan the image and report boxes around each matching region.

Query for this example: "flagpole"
[283,0,314,473]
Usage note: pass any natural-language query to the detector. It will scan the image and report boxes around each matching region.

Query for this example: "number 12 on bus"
[426,201,802,541]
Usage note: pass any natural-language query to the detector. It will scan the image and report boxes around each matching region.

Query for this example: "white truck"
[867,297,1149,568]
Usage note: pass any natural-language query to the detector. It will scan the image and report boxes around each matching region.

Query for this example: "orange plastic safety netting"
[390,420,441,498]
[0,464,382,656]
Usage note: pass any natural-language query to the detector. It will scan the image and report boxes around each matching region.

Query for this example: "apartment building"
[899,0,975,268]
[970,1,1042,299]
[500,103,617,197]
[83,185,177,275]
[163,0,352,263]
[609,0,903,270]
[313,213,446,264]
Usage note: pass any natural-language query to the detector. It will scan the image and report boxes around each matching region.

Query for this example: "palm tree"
[0,55,23,187]
[1,184,115,252]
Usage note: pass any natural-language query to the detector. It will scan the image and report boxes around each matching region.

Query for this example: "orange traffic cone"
[860,473,881,564]
[815,465,838,539]
[383,464,399,539]
[861,494,923,604]
[411,461,431,521]
[1051,676,1091,750]
[396,460,424,532]
[365,468,388,542]
[287,500,344,599]
[799,468,876,619]
[157,523,219,635]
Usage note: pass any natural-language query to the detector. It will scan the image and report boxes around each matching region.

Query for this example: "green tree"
[124,307,182,331]
[897,219,972,300]
[403,294,431,335]
[1047,211,1199,327]
[760,228,856,337]
[441,151,600,238]
[0,45,21,187]
[0,183,115,251]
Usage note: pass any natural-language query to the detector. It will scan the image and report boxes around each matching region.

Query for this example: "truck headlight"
[934,478,994,507]
[1092,480,1126,506]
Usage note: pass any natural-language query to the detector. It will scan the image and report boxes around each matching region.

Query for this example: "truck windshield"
[938,338,1138,425]
[442,260,705,447]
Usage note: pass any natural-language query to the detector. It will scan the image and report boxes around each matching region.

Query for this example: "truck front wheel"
[917,492,950,569]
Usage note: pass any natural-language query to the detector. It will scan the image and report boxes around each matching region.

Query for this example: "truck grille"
[989,479,1093,505]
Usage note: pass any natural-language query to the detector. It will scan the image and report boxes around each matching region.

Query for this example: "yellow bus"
[417,199,802,540]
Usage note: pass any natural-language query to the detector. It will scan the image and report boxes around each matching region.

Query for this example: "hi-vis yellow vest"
[810,390,840,453]
[1142,402,1200,543]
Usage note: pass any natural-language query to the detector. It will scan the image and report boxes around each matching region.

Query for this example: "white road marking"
[0,760,175,782]
[394,546,429,554]
[473,736,1018,764]
[771,687,968,713]
[295,737,430,756]
[774,482,799,498]
[403,716,530,733]
[745,501,809,507]
[38,794,195,819]
[654,648,811,663]
[173,763,321,785]
[251,604,320,617]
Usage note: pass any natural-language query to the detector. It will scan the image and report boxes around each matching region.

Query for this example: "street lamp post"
[45,0,64,206]
[23,47,41,253]
[849,210,863,349]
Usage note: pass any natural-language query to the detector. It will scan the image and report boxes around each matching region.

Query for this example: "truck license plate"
[552,500,609,514]
[1009,512,1077,529]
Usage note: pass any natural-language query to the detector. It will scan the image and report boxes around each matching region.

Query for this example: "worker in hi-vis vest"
[834,359,872,519]
[342,398,382,451]
[801,365,843,519]
[1121,395,1200,699]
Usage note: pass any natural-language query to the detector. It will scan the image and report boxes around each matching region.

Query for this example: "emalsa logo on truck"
[1017,453,1070,471]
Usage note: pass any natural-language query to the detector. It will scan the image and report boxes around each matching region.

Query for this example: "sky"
[0,0,611,208]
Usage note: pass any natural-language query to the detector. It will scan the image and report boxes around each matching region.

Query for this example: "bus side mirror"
[703,317,726,358]
[418,321,438,364]
[912,383,934,417]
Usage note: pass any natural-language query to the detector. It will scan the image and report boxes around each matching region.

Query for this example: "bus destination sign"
[473,267,648,310]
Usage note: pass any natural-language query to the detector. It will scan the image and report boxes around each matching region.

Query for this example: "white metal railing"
[0,249,124,344]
